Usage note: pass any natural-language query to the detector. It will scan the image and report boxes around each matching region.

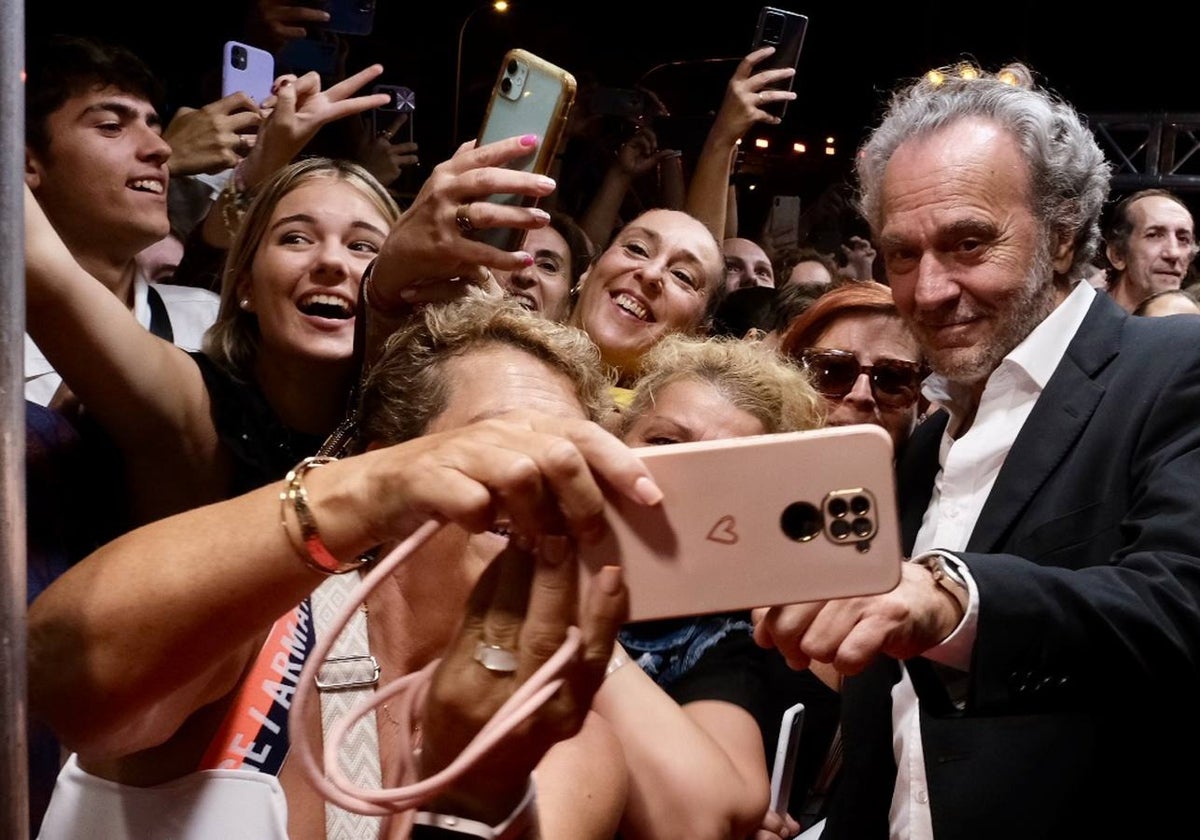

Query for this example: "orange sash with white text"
[199,598,314,774]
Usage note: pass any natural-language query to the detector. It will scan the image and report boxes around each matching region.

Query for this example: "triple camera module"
[780,489,878,553]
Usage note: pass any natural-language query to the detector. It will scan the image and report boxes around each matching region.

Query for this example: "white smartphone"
[222,40,275,106]
[763,194,802,252]
[472,49,577,251]
[771,702,805,816]
[579,424,902,622]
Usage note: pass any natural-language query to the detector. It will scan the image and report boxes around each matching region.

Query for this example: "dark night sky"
[28,0,1198,226]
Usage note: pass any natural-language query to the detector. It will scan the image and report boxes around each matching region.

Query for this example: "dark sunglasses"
[797,348,926,409]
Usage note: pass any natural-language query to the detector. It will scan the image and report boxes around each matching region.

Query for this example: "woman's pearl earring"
[239,298,251,310]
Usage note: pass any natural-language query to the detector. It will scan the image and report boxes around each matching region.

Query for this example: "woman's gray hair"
[856,64,1112,283]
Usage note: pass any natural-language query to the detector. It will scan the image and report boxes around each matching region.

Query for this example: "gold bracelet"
[280,456,366,575]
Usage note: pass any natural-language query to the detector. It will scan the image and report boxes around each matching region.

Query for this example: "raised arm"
[201,63,391,249]
[24,184,217,480]
[685,47,795,242]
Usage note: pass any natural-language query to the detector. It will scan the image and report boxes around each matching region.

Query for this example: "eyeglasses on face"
[796,348,926,409]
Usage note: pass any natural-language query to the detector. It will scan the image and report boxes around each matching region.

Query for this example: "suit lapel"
[966,294,1123,552]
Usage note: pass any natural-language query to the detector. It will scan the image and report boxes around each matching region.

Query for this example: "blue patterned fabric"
[618,611,753,690]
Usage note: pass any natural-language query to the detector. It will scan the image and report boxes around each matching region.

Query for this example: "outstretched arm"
[28,411,660,763]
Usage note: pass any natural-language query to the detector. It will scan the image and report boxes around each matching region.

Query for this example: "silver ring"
[473,642,518,673]
[455,203,476,234]
[757,92,764,106]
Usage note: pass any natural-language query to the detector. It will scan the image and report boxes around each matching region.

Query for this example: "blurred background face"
[785,260,834,295]
[806,312,923,453]
[723,237,775,291]
[498,226,575,323]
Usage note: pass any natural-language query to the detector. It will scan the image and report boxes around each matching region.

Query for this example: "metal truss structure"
[1088,113,1200,193]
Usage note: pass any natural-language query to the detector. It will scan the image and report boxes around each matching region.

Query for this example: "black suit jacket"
[823,293,1200,839]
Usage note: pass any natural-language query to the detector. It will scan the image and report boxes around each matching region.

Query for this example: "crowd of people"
[17,7,1200,840]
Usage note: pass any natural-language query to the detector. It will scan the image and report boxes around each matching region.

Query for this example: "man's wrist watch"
[912,550,969,621]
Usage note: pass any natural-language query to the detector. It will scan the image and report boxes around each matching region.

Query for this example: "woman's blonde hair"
[203,157,402,381]
[617,334,826,438]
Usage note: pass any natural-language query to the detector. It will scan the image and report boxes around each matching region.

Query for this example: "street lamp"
[452,0,510,147]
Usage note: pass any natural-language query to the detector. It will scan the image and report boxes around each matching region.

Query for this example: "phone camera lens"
[506,59,519,76]
[500,77,513,95]
[851,517,874,538]
[827,497,849,518]
[232,46,248,70]
[829,519,851,540]
[780,502,822,542]
[850,495,871,515]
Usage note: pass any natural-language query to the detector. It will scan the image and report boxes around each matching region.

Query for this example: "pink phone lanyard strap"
[289,518,582,819]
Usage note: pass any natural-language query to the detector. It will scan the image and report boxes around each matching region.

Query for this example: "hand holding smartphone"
[222,41,275,106]
[750,7,809,119]
[372,85,416,144]
[471,49,577,251]
[771,703,805,817]
[578,424,902,622]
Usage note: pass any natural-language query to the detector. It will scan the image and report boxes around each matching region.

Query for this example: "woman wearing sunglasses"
[779,281,927,456]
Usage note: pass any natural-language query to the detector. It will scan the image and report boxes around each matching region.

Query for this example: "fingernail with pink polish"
[515,252,534,266]
[535,175,557,191]
[520,134,539,147]
[530,208,550,222]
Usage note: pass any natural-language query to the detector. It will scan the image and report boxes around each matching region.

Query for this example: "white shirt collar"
[921,279,1096,414]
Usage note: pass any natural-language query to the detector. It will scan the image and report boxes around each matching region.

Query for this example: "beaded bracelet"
[280,456,367,575]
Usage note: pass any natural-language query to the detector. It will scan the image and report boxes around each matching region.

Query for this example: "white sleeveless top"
[38,753,291,840]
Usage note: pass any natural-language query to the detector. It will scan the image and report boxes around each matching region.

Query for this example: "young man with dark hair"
[24,34,219,408]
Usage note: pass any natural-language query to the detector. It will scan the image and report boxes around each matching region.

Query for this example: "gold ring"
[473,642,518,673]
[455,203,476,234]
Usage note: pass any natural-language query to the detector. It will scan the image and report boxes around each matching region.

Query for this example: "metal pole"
[0,0,29,835]
[452,5,482,149]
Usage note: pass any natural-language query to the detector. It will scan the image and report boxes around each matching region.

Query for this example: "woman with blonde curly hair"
[598,334,839,840]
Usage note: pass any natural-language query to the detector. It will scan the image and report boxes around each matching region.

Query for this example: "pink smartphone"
[579,424,902,622]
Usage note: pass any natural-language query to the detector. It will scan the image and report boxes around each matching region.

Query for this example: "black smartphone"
[372,85,415,144]
[751,7,809,119]
[324,0,376,36]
